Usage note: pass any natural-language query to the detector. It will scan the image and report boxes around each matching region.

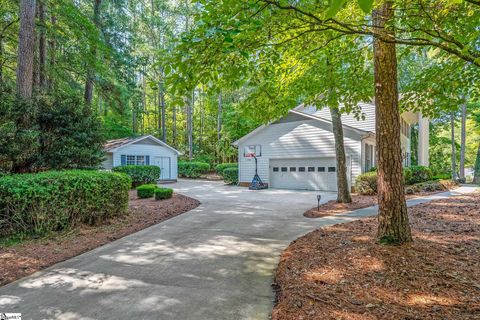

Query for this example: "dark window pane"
[290,167,296,172]
[273,167,279,172]
[308,167,315,172]
[281,167,287,172]
[299,167,305,172]
[328,167,336,172]
[318,167,325,172]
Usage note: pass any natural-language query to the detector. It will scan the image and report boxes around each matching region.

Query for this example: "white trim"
[110,135,182,155]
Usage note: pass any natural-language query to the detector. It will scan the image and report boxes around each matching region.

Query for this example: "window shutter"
[121,155,126,166]
[145,155,150,165]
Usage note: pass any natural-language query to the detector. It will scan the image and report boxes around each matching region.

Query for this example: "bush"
[215,163,238,176]
[0,170,131,237]
[136,184,157,198]
[404,165,433,185]
[223,167,239,185]
[154,187,173,200]
[432,173,451,180]
[112,165,160,187]
[355,172,377,195]
[178,161,210,178]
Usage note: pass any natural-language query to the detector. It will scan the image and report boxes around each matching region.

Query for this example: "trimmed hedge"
[112,165,160,187]
[0,170,131,237]
[215,163,238,176]
[223,167,239,185]
[154,187,173,200]
[178,161,210,178]
[354,172,377,195]
[137,184,157,198]
[404,165,433,185]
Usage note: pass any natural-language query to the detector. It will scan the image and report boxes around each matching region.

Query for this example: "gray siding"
[238,119,362,184]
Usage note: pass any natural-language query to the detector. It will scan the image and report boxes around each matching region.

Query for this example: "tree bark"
[16,0,36,99]
[373,1,412,244]
[38,0,47,88]
[187,91,194,160]
[172,105,177,147]
[84,0,102,105]
[48,13,56,89]
[459,102,467,181]
[217,92,223,160]
[473,140,480,184]
[451,112,457,180]
[330,107,352,203]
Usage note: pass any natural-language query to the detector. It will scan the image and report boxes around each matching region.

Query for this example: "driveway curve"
[0,180,467,319]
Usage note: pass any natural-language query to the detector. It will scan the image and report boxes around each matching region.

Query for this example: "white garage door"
[269,158,349,191]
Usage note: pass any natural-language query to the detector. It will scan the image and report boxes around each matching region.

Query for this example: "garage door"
[269,158,348,191]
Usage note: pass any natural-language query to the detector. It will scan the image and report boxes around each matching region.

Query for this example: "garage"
[269,158,350,191]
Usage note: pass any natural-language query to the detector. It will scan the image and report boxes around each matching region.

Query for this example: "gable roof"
[233,104,374,146]
[104,135,182,155]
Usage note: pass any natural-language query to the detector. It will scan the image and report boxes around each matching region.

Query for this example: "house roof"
[104,135,182,155]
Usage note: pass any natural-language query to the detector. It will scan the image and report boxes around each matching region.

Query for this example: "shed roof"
[104,135,182,155]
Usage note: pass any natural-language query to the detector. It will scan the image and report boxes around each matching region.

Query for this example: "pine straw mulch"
[0,190,200,287]
[304,191,446,218]
[273,192,480,320]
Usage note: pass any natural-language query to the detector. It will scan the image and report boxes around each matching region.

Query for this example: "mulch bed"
[304,191,445,218]
[273,192,480,320]
[0,190,200,287]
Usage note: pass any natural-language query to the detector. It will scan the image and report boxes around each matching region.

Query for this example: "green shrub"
[404,165,433,185]
[432,173,451,180]
[223,167,239,185]
[355,172,377,195]
[215,163,238,176]
[0,170,131,237]
[112,165,160,187]
[178,161,210,178]
[154,187,173,200]
[136,184,157,198]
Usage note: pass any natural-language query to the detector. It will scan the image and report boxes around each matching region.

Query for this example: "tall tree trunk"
[451,112,457,180]
[473,140,480,184]
[187,91,194,160]
[84,0,101,105]
[48,13,56,89]
[38,0,46,88]
[459,102,467,181]
[173,106,177,147]
[217,92,222,160]
[330,107,352,203]
[16,0,36,99]
[373,1,412,244]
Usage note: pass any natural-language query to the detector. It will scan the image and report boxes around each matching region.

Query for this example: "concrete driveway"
[0,180,468,319]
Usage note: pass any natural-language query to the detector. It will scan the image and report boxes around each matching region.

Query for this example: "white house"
[233,103,429,191]
[102,135,181,181]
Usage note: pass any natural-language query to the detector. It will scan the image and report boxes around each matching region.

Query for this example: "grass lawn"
[273,192,480,320]
[0,191,199,286]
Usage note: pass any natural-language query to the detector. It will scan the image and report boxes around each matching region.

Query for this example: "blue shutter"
[145,155,150,165]
[121,155,126,166]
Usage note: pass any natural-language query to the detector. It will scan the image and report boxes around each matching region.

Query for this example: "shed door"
[154,156,171,180]
[269,158,348,191]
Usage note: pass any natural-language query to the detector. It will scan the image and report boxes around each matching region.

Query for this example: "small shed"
[103,135,181,181]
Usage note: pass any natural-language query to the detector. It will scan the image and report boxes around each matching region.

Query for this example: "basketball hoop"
[245,152,256,158]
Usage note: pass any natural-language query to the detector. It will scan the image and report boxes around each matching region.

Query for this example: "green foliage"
[154,187,173,200]
[0,170,131,237]
[404,166,433,185]
[178,161,210,178]
[354,172,377,195]
[432,173,452,180]
[223,167,238,185]
[136,184,158,198]
[215,163,238,176]
[112,165,160,187]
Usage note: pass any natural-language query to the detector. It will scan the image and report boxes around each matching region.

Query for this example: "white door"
[154,156,171,180]
[269,158,349,191]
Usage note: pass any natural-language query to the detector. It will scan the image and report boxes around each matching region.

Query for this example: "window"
[126,155,136,165]
[136,155,145,165]
[281,167,287,172]
[124,155,149,166]
[273,167,279,172]
[328,167,336,172]
[290,167,296,172]
[318,167,325,172]
[298,167,305,172]
[365,143,374,172]
[244,145,262,157]
[308,167,315,172]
